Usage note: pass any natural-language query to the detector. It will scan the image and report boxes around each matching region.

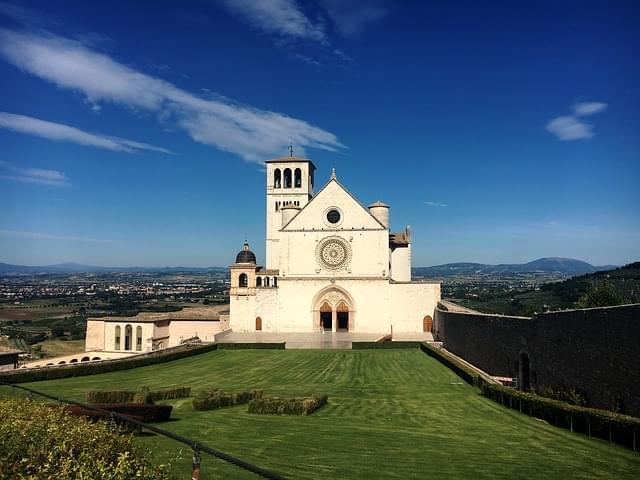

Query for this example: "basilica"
[84,155,440,355]
[230,155,440,334]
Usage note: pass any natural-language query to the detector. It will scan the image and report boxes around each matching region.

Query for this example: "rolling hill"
[413,257,616,278]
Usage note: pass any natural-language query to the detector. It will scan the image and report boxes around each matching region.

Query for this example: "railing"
[0,381,285,480]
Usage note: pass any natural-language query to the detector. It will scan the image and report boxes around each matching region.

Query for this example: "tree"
[50,320,67,337]
[576,281,623,309]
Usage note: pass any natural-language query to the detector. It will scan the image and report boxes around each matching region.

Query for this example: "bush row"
[85,386,191,404]
[217,342,285,350]
[248,395,328,416]
[0,397,170,479]
[352,341,422,349]
[192,389,263,411]
[481,383,640,451]
[0,343,218,384]
[67,403,173,423]
[63,405,143,431]
[419,342,640,451]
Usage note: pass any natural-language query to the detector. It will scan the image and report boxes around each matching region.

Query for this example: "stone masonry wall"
[434,303,640,417]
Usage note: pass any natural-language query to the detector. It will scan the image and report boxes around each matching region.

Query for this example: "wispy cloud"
[0,229,112,243]
[425,201,447,207]
[546,101,608,141]
[0,28,344,162]
[573,102,607,116]
[0,111,171,154]
[319,0,389,37]
[221,0,326,43]
[0,160,70,187]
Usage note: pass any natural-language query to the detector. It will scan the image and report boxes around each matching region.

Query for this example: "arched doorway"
[320,302,332,331]
[336,301,349,331]
[423,315,433,333]
[519,352,531,391]
[312,286,356,332]
[255,316,262,331]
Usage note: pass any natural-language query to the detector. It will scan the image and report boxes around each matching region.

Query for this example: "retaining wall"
[434,303,640,417]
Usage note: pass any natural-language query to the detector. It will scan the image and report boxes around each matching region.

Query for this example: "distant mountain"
[413,257,617,278]
[0,257,618,277]
[0,262,227,275]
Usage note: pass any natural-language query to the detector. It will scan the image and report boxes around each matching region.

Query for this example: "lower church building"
[230,155,440,334]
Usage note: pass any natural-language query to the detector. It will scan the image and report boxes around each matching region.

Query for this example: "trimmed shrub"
[149,386,191,401]
[86,390,136,404]
[480,383,640,451]
[0,343,218,384]
[84,403,173,423]
[217,342,285,350]
[192,389,263,411]
[63,405,143,431]
[86,386,191,404]
[248,395,328,416]
[0,397,170,479]
[352,341,421,349]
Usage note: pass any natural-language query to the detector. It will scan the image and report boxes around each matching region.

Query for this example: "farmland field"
[3,349,639,479]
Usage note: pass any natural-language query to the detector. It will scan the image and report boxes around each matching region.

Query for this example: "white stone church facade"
[230,156,440,334]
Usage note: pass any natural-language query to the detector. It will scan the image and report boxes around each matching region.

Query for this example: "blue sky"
[0,0,638,267]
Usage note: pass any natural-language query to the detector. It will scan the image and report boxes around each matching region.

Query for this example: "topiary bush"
[192,389,263,411]
[0,397,170,479]
[65,403,173,423]
[86,386,191,404]
[248,395,328,416]
[86,390,136,404]
[148,386,191,401]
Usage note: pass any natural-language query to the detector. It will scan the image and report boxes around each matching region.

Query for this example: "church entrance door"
[255,317,262,331]
[337,312,349,331]
[313,288,355,332]
[336,301,349,331]
[321,312,332,330]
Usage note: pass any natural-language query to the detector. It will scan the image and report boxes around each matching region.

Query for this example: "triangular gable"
[283,178,386,231]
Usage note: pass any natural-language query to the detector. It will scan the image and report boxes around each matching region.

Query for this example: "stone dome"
[235,241,256,264]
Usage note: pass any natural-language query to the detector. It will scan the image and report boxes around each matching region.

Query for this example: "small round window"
[326,209,341,224]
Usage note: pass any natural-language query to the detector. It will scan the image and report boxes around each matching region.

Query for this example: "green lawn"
[3,349,639,479]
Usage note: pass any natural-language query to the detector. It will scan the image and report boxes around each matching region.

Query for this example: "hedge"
[68,403,173,423]
[1,398,170,479]
[63,405,143,431]
[85,387,191,404]
[481,383,640,451]
[0,343,218,384]
[419,342,486,386]
[248,395,328,416]
[419,343,640,451]
[352,341,422,349]
[217,342,285,350]
[192,389,263,411]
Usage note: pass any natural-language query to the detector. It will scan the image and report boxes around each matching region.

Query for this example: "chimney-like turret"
[368,201,389,229]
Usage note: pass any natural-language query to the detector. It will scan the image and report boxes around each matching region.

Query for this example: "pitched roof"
[281,175,387,230]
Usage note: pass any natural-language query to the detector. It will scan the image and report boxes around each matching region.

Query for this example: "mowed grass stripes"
[6,349,640,479]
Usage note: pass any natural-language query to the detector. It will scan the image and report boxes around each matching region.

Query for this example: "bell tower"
[265,153,315,270]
